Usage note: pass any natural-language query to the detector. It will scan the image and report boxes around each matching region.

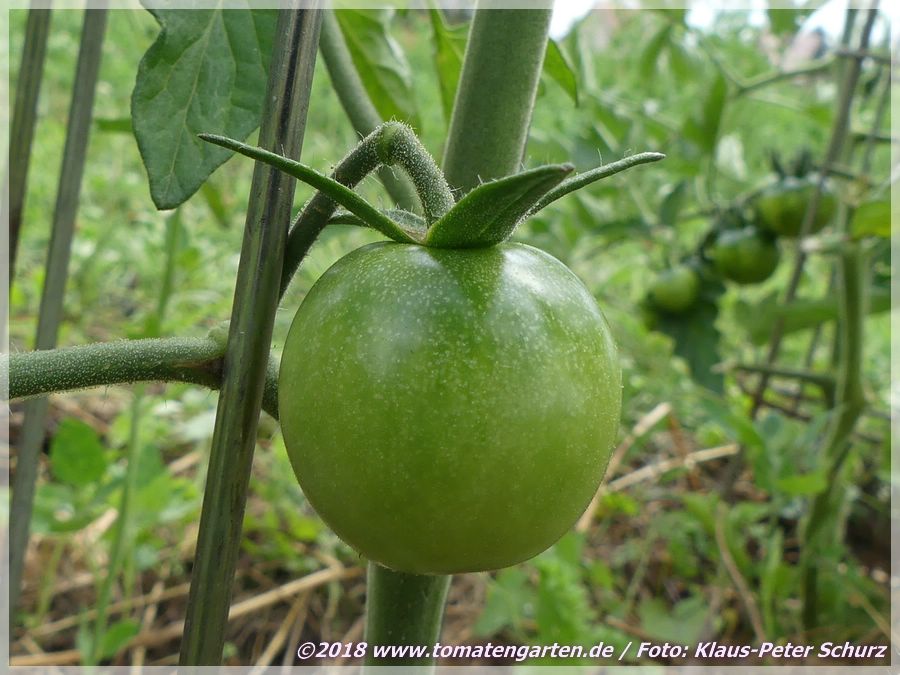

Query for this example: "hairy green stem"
[9,8,108,620]
[3,337,279,419]
[179,9,322,665]
[6,3,52,284]
[364,563,451,666]
[800,243,867,628]
[278,122,453,296]
[442,8,552,193]
[318,10,419,210]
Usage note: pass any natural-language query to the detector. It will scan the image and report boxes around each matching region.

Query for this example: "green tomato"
[755,177,837,238]
[279,242,621,575]
[712,228,780,284]
[647,266,700,314]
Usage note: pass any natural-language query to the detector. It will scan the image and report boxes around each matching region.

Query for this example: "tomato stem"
[364,562,451,666]
[3,336,280,419]
[318,10,420,211]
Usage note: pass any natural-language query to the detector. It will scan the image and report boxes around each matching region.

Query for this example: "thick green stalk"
[318,10,418,210]
[9,8,107,620]
[3,337,279,419]
[364,563,451,666]
[800,243,867,628]
[6,3,52,284]
[441,7,552,193]
[178,8,322,665]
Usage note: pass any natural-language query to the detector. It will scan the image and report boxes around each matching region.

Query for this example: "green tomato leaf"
[425,164,573,249]
[199,134,419,245]
[132,7,277,209]
[850,199,890,239]
[543,39,579,105]
[428,8,467,122]
[50,419,108,487]
[334,8,420,129]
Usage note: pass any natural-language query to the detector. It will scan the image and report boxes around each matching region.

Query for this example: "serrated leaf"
[50,419,108,487]
[334,9,420,129]
[428,8,466,122]
[543,39,579,105]
[850,199,890,238]
[425,165,572,249]
[132,7,277,209]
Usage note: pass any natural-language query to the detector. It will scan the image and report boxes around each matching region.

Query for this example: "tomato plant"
[711,228,780,285]
[755,176,837,238]
[647,265,700,314]
[279,241,622,574]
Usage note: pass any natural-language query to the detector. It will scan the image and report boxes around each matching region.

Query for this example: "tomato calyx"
[200,125,664,250]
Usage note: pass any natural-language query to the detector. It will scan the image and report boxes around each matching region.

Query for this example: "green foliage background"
[8,6,892,664]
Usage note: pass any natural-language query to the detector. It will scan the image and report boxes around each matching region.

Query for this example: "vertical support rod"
[8,7,108,622]
[178,7,323,665]
[5,3,53,285]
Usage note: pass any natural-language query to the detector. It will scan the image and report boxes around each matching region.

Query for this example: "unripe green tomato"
[712,228,780,284]
[647,266,700,314]
[755,177,837,238]
[279,242,622,575]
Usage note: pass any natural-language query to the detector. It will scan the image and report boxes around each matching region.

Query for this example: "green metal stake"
[8,7,108,622]
[178,7,323,665]
[5,2,52,285]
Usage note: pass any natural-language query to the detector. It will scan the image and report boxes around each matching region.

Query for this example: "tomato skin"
[712,228,780,284]
[279,242,621,575]
[755,177,837,237]
[647,266,700,314]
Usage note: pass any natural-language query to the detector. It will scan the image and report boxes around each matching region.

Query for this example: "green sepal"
[198,133,421,244]
[528,152,666,215]
[424,164,573,249]
[329,208,427,240]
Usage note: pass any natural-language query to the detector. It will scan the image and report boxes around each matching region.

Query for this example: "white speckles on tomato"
[279,240,622,574]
